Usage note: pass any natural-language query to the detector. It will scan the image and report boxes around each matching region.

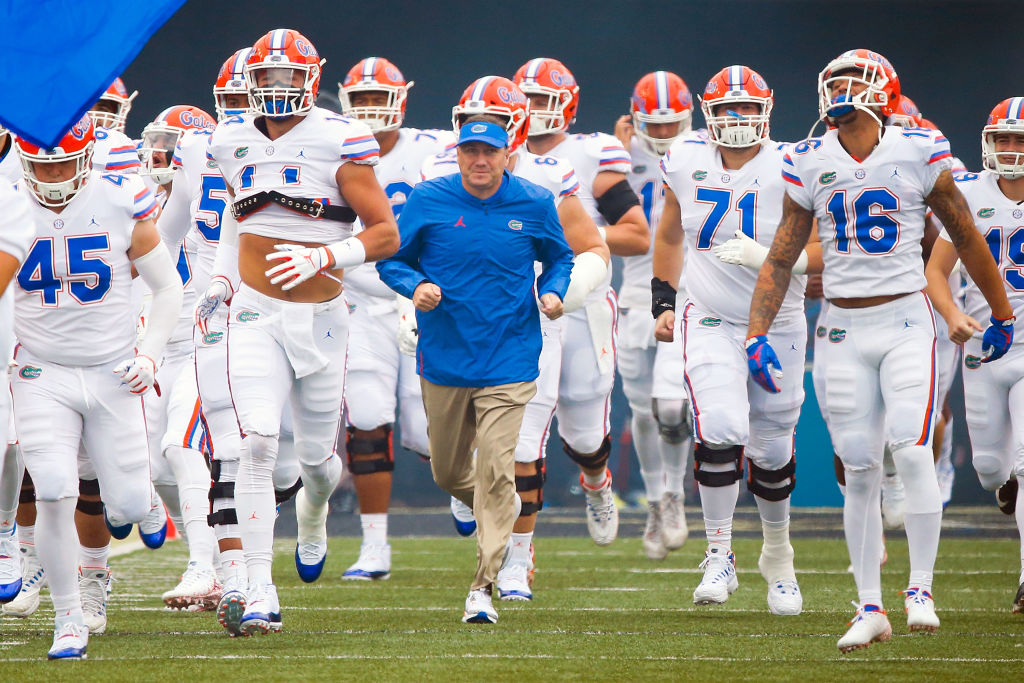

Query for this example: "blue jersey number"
[640,181,655,225]
[826,188,900,255]
[985,226,1024,290]
[694,187,757,249]
[19,235,112,306]
[176,246,192,287]
[384,181,413,218]
[195,174,229,242]
[239,165,255,190]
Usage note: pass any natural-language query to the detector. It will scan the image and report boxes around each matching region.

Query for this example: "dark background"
[120,0,1022,509]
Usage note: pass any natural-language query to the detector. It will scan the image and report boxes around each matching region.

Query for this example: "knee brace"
[76,478,103,515]
[207,459,238,528]
[20,469,36,503]
[515,458,546,516]
[747,456,796,502]
[653,398,690,445]
[694,443,743,487]
[345,425,395,475]
[275,479,303,504]
[562,434,610,471]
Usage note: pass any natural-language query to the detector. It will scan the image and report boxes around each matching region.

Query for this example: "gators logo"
[235,310,260,322]
[977,207,995,219]
[202,331,224,345]
[964,354,982,369]
[692,170,707,181]
[819,171,837,185]
[508,219,523,231]
[816,325,826,338]
[828,328,846,343]
[234,146,249,159]
[19,366,41,379]
[699,316,721,327]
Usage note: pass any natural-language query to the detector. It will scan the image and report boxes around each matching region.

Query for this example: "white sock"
[510,531,533,562]
[79,543,109,570]
[581,468,608,490]
[36,498,81,617]
[631,412,665,500]
[19,524,34,547]
[219,548,247,586]
[165,445,217,565]
[760,518,795,581]
[894,445,942,593]
[844,466,884,607]
[361,513,387,546]
[699,470,738,549]
[662,434,691,494]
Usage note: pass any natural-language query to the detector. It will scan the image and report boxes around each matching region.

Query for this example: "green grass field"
[1,530,1022,681]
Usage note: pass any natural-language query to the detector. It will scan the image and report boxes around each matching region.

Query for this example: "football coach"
[377,114,573,624]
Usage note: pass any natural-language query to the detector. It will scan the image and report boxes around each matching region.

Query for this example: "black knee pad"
[20,470,35,503]
[693,443,743,487]
[747,456,796,502]
[515,458,546,516]
[652,400,690,445]
[76,498,104,515]
[275,479,303,505]
[78,478,101,496]
[207,460,238,527]
[562,435,611,471]
[346,425,395,475]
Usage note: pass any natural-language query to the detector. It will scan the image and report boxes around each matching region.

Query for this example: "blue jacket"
[377,172,573,387]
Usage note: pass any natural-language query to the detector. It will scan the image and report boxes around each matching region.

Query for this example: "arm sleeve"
[133,242,184,360]
[375,189,430,298]
[156,177,192,250]
[535,200,575,299]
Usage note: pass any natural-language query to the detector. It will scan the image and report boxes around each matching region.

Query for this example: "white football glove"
[265,244,333,290]
[195,276,232,335]
[397,297,418,357]
[114,354,159,396]
[712,229,769,269]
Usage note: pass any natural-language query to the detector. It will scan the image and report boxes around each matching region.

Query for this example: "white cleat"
[642,501,667,560]
[342,543,392,581]
[79,567,110,635]
[582,471,618,546]
[0,533,22,602]
[838,603,892,653]
[47,616,89,660]
[240,583,282,636]
[767,579,803,616]
[904,587,940,632]
[217,575,246,638]
[497,552,534,602]
[462,587,498,623]
[162,561,221,611]
[3,542,45,617]
[693,547,738,605]
[660,491,688,551]
[881,471,906,530]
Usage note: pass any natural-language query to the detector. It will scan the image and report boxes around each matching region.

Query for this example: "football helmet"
[89,78,137,133]
[339,57,413,133]
[451,76,529,152]
[700,65,773,148]
[513,58,579,136]
[982,97,1024,179]
[631,71,693,155]
[214,48,253,121]
[887,94,923,128]
[246,28,324,118]
[818,49,901,123]
[139,105,215,186]
[17,114,95,207]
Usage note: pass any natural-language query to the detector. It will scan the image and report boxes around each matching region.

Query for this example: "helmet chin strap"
[808,96,885,144]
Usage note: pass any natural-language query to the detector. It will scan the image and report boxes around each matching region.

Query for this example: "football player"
[196,28,398,636]
[89,78,142,175]
[925,97,1024,614]
[336,57,453,581]
[746,49,1013,651]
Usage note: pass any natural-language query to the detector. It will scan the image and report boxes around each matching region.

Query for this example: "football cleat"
[642,501,667,560]
[838,603,892,653]
[240,583,282,636]
[103,507,133,540]
[693,546,738,605]
[660,491,688,550]
[462,587,498,624]
[294,487,328,583]
[47,617,89,660]
[767,579,803,616]
[450,496,476,537]
[880,471,906,529]
[496,547,534,602]
[1012,578,1024,614]
[582,471,619,546]
[139,495,168,549]
[162,561,221,611]
[3,542,45,617]
[217,578,247,637]
[79,567,110,635]
[996,477,1018,515]
[342,543,392,581]
[904,587,940,632]
[0,530,23,602]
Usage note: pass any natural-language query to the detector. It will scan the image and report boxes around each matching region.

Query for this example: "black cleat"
[996,477,1018,516]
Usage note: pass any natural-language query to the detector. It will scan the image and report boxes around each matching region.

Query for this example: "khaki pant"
[420,378,536,590]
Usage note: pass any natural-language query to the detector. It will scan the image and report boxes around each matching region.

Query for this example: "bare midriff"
[239,232,344,303]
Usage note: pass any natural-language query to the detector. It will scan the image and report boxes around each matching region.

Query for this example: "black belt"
[232,191,356,223]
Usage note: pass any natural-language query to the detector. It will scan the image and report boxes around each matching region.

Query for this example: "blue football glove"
[745,334,783,393]
[981,314,1015,363]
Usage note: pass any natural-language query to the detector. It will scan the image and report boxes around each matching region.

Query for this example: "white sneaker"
[47,616,89,660]
[880,472,905,530]
[217,575,246,638]
[497,550,534,602]
[838,603,892,653]
[904,587,940,632]
[660,491,688,550]
[79,567,110,635]
[767,579,803,616]
[294,488,328,583]
[462,587,498,623]
[642,502,667,560]
[582,471,618,546]
[342,543,391,580]
[240,583,282,636]
[450,497,477,537]
[3,542,45,617]
[693,547,738,605]
[162,561,221,611]
[0,532,22,602]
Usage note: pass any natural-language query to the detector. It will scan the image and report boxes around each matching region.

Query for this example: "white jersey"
[661,137,805,324]
[783,125,954,299]
[345,127,453,300]
[938,170,1024,329]
[92,127,141,174]
[208,107,379,243]
[13,171,157,365]
[0,136,20,184]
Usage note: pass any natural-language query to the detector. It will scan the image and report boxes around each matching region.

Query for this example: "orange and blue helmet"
[700,65,773,148]
[339,57,413,133]
[16,114,96,206]
[452,76,530,152]
[983,97,1024,179]
[888,94,923,128]
[246,28,323,118]
[214,48,253,121]
[630,71,692,155]
[89,77,138,133]
[514,58,579,137]
[818,49,901,123]
[140,105,215,185]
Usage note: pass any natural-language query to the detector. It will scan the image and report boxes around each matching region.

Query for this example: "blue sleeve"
[534,200,574,299]
[376,188,430,298]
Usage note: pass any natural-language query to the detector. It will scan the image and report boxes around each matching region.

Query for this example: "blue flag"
[0,0,185,147]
